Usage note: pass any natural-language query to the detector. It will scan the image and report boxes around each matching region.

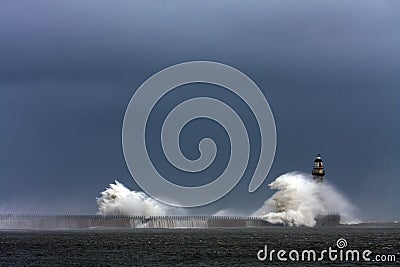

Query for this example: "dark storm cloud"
[0,0,399,219]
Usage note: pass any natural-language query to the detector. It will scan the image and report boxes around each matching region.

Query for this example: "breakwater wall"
[0,214,340,229]
[0,214,274,229]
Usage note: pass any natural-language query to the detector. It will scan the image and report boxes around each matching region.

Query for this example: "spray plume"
[253,172,357,226]
[97,181,170,216]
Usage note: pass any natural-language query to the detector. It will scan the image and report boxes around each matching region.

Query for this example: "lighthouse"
[312,154,325,182]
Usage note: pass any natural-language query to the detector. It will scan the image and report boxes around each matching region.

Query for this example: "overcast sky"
[0,0,399,220]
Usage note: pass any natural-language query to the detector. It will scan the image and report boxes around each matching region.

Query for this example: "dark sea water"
[1,225,399,266]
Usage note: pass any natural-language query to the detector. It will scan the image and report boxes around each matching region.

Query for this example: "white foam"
[253,172,357,226]
[97,181,169,216]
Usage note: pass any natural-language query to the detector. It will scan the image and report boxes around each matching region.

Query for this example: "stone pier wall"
[0,214,274,229]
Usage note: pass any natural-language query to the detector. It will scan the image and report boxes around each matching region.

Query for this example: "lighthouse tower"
[312,154,325,183]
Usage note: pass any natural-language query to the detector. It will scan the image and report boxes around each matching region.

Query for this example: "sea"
[1,224,399,266]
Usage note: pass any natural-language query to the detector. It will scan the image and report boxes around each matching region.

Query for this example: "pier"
[0,214,340,229]
[0,214,273,229]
